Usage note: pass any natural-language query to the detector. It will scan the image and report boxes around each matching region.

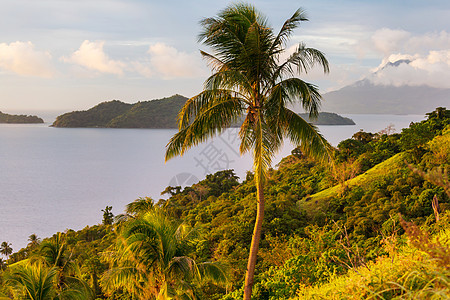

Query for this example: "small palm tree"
[0,258,6,271]
[115,197,155,224]
[3,263,93,300]
[27,234,41,249]
[4,264,58,300]
[0,242,13,260]
[37,233,74,289]
[165,4,332,299]
[101,208,227,299]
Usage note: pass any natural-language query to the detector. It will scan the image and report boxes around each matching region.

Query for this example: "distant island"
[298,112,355,125]
[52,94,355,128]
[0,111,44,124]
[52,95,188,128]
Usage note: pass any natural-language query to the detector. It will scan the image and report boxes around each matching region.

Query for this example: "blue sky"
[1,0,449,111]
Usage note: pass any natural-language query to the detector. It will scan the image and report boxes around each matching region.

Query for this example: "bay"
[0,114,424,251]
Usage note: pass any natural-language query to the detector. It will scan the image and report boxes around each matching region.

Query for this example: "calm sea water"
[0,114,424,251]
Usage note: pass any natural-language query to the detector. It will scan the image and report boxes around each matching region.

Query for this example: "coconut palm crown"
[101,209,227,299]
[165,3,332,299]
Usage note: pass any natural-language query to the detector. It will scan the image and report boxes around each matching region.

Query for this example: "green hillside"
[0,111,43,124]
[107,95,188,128]
[302,151,410,217]
[51,95,188,128]
[52,100,132,127]
[298,112,355,125]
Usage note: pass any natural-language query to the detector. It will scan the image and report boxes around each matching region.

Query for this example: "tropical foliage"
[101,208,227,299]
[2,262,94,299]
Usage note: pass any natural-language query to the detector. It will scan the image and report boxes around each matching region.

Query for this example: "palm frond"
[253,115,278,185]
[279,108,333,163]
[197,261,229,286]
[203,71,253,101]
[4,264,58,300]
[167,256,198,281]
[57,276,95,300]
[166,93,244,161]
[270,8,308,53]
[273,44,329,87]
[177,89,243,130]
[269,77,323,118]
[200,50,227,73]
[100,266,142,296]
[238,115,256,155]
[291,43,330,74]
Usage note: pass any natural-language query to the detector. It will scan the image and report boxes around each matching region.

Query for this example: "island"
[0,111,44,124]
[52,95,355,128]
[298,112,355,125]
[52,95,187,128]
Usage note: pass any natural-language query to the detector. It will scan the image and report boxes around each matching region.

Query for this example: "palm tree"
[0,258,6,271]
[3,263,93,300]
[114,196,154,224]
[101,208,227,299]
[37,232,74,290]
[3,264,58,300]
[0,242,13,260]
[165,3,332,299]
[27,234,41,249]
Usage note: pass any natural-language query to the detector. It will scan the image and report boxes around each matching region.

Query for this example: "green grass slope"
[301,152,410,217]
[294,214,450,299]
[302,125,449,220]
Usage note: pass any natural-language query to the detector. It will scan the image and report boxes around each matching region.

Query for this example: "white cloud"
[369,50,450,88]
[62,40,125,75]
[133,43,207,79]
[371,28,411,56]
[356,28,450,88]
[370,28,450,57]
[131,61,153,78]
[0,41,54,78]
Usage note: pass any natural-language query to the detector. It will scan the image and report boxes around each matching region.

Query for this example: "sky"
[1,0,449,112]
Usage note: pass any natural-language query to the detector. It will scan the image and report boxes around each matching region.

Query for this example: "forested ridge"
[0,111,43,124]
[51,95,188,128]
[1,107,449,299]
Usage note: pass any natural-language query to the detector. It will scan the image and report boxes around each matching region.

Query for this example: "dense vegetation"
[51,95,188,128]
[1,107,449,299]
[0,111,43,124]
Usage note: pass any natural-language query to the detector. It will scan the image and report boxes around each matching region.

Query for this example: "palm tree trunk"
[243,179,265,300]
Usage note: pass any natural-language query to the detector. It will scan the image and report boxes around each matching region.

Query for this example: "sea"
[0,114,425,251]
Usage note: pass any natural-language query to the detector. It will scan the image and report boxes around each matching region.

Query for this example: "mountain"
[52,100,133,127]
[321,58,449,114]
[321,80,450,114]
[52,95,188,128]
[0,111,44,123]
[107,95,187,128]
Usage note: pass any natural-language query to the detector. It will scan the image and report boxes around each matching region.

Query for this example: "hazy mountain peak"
[378,59,412,70]
[321,76,449,114]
